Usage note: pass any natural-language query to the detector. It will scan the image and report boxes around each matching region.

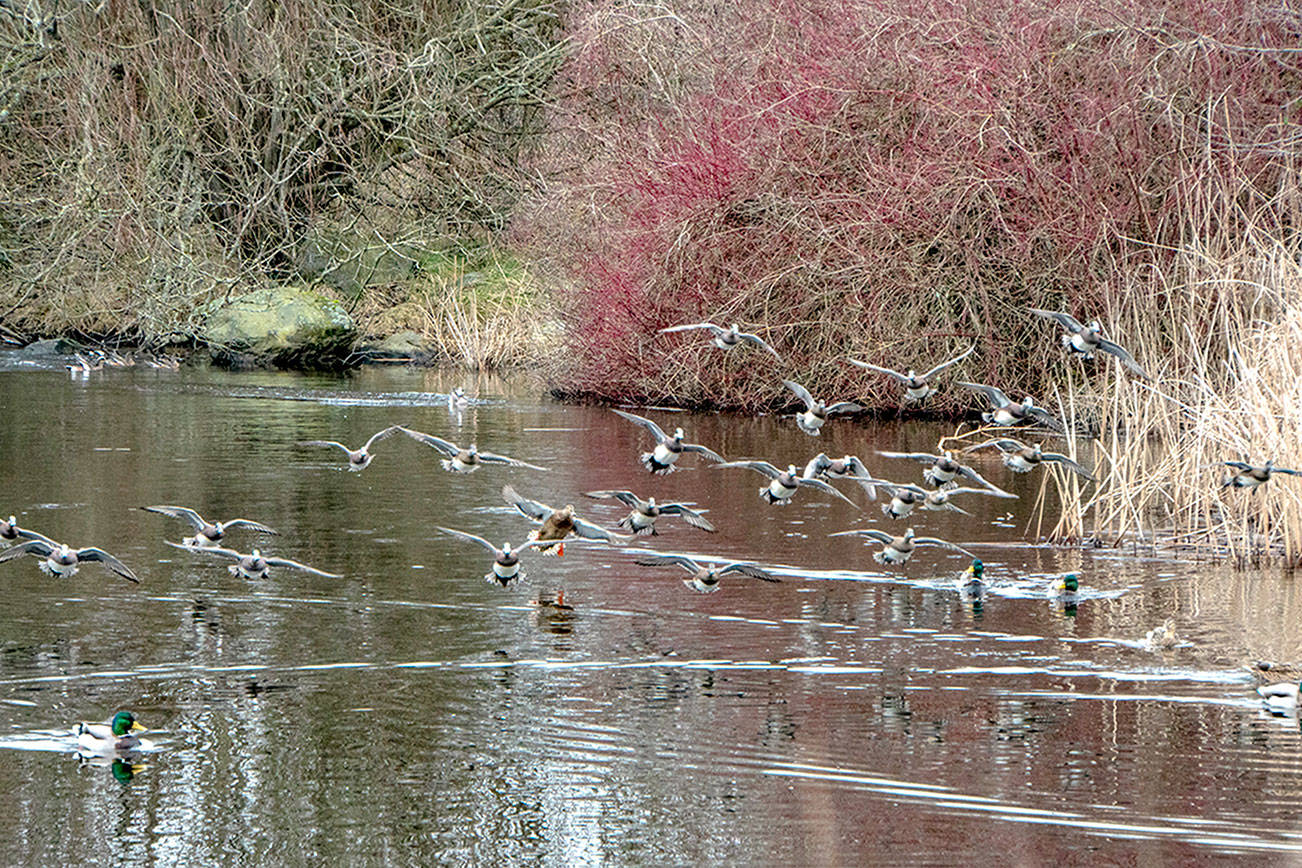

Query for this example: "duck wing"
[1041,452,1095,480]
[0,538,55,562]
[164,540,242,561]
[828,528,893,544]
[920,344,976,379]
[659,322,724,337]
[299,439,352,454]
[847,359,909,383]
[634,553,703,574]
[1097,338,1150,379]
[824,401,863,416]
[142,505,207,530]
[571,517,631,543]
[716,459,781,479]
[736,331,782,359]
[364,425,405,451]
[657,503,716,532]
[75,547,139,583]
[263,555,341,578]
[611,409,669,443]
[718,563,779,582]
[1028,308,1086,333]
[877,450,939,465]
[477,449,549,471]
[680,441,725,463]
[436,526,500,554]
[781,379,817,411]
[221,518,279,535]
[795,476,860,507]
[912,536,975,556]
[956,382,1012,408]
[584,490,644,509]
[501,485,555,523]
[399,427,458,457]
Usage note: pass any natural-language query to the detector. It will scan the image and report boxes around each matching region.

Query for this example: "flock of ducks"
[7,306,1302,758]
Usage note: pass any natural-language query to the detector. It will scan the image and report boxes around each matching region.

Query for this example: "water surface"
[1,359,1299,863]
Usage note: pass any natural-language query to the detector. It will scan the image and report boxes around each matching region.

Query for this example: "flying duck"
[611,409,725,474]
[1028,309,1150,379]
[0,538,138,582]
[299,424,405,471]
[399,427,548,473]
[966,438,1094,480]
[716,460,859,507]
[501,485,631,555]
[583,490,716,535]
[634,553,778,594]
[782,380,863,435]
[658,322,782,360]
[848,344,975,402]
[828,527,973,565]
[165,541,340,579]
[436,526,543,586]
[141,505,278,547]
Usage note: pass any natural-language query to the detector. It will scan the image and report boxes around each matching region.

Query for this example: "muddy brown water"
[1,358,1300,863]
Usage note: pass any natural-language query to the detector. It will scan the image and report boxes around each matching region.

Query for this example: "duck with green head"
[1049,573,1080,602]
[955,559,986,599]
[77,711,147,754]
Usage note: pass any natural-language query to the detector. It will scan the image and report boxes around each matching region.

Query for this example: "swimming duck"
[716,460,860,507]
[583,490,716,535]
[436,526,543,586]
[1143,618,1179,650]
[1257,680,1302,712]
[966,438,1094,480]
[658,321,782,360]
[165,541,340,579]
[955,559,986,599]
[634,553,779,594]
[782,379,863,435]
[399,427,548,473]
[848,345,975,402]
[76,711,147,754]
[1222,460,1302,490]
[1028,309,1150,379]
[299,424,405,471]
[501,485,631,555]
[0,515,50,546]
[802,453,881,500]
[142,505,278,547]
[0,538,138,582]
[1048,573,1080,602]
[956,382,1064,432]
[876,450,1008,492]
[611,409,725,474]
[828,527,973,565]
[448,387,471,410]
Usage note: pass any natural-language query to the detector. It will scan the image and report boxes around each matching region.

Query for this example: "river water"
[0,357,1300,864]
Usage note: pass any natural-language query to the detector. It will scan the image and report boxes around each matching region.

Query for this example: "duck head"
[111,711,146,736]
[967,559,984,578]
[1059,574,1079,592]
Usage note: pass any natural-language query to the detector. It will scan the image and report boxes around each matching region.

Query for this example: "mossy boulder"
[202,286,355,368]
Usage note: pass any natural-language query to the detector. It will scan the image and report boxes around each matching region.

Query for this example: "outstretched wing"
[611,409,669,443]
[736,331,782,360]
[828,528,893,544]
[399,427,458,457]
[716,459,781,479]
[681,441,725,463]
[299,440,350,454]
[803,453,832,477]
[478,450,549,471]
[920,344,976,380]
[956,381,1012,408]
[222,518,279,535]
[795,476,860,507]
[436,526,499,554]
[1028,308,1086,333]
[571,517,632,543]
[659,322,724,337]
[364,425,405,451]
[584,490,644,509]
[74,548,139,583]
[825,401,863,416]
[142,505,206,530]
[965,438,1029,455]
[1222,460,1254,471]
[634,553,702,574]
[0,538,55,563]
[1272,467,1302,477]
[847,359,910,383]
[264,556,342,578]
[658,503,717,532]
[718,563,780,582]
[1097,338,1150,379]
[164,540,242,561]
[1041,452,1095,480]
[1024,405,1065,432]
[877,451,941,465]
[501,485,554,523]
[912,536,975,556]
[782,379,817,410]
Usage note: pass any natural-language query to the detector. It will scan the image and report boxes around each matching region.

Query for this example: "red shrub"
[522,0,1302,410]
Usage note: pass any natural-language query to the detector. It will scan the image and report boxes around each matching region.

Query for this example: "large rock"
[202,286,356,368]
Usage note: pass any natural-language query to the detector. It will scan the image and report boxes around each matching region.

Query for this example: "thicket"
[529,0,1302,411]
[0,0,566,346]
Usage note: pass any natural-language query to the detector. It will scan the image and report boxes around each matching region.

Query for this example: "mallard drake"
[1028,309,1150,379]
[1143,618,1179,650]
[142,505,278,548]
[1222,460,1302,490]
[955,559,986,599]
[876,450,1008,492]
[782,380,862,435]
[1048,573,1080,601]
[0,538,138,582]
[583,490,716,535]
[716,460,859,507]
[165,541,340,579]
[658,321,782,360]
[848,345,975,402]
[399,427,548,473]
[956,382,1063,432]
[611,409,725,474]
[802,453,881,500]
[0,515,50,545]
[634,553,778,594]
[966,438,1094,480]
[436,526,543,586]
[299,425,405,471]
[76,711,147,754]
[829,527,973,565]
[501,485,631,555]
